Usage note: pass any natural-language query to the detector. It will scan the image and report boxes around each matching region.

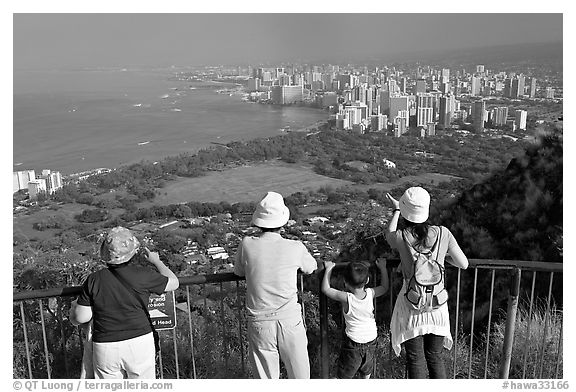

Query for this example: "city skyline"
[13,13,563,69]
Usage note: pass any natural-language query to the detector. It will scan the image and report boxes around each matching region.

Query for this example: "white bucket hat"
[100,227,141,265]
[399,187,430,224]
[251,191,290,228]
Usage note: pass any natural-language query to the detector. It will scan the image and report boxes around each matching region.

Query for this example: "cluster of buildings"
[13,169,63,198]
[476,104,528,132]
[125,202,343,275]
[243,63,549,135]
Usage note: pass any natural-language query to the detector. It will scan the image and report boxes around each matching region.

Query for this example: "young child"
[321,259,389,379]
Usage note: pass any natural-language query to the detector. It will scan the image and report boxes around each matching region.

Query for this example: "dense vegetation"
[40,124,528,211]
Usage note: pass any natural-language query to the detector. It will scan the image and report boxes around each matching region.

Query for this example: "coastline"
[59,117,331,181]
[14,71,328,176]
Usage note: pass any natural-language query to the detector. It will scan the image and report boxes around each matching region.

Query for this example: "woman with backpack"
[385,186,468,379]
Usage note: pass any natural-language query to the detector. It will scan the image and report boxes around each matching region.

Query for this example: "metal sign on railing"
[148,291,176,330]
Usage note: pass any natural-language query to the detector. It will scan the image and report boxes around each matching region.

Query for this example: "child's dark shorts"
[337,335,377,378]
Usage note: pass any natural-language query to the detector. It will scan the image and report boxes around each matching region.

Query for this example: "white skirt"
[390,281,453,356]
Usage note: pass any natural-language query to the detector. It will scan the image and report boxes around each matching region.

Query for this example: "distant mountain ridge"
[319,41,562,70]
[425,41,563,69]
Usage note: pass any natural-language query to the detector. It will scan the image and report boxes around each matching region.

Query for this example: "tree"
[76,209,109,223]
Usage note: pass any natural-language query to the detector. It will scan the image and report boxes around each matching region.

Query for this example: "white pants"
[92,332,156,379]
[247,314,310,379]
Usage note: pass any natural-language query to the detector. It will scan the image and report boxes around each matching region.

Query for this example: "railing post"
[318,269,329,379]
[499,267,521,378]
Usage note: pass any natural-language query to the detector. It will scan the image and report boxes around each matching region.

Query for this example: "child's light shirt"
[344,288,377,343]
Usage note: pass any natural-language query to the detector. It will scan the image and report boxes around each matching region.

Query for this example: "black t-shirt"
[77,263,168,343]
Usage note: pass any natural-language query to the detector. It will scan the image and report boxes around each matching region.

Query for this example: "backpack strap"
[431,226,443,258]
[108,267,160,352]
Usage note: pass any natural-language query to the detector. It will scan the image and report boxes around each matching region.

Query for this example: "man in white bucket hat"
[234,192,319,378]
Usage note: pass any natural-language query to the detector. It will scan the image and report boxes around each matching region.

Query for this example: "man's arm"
[234,242,245,277]
[299,243,319,274]
[372,258,390,298]
[321,261,348,304]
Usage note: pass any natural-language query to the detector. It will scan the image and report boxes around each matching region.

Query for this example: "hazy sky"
[13,13,563,69]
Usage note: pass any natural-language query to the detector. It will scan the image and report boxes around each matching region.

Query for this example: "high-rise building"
[275,67,285,78]
[293,73,304,86]
[388,80,400,94]
[370,114,387,132]
[518,74,526,96]
[346,102,369,122]
[42,170,63,194]
[472,100,486,132]
[439,95,455,128]
[354,84,368,103]
[504,77,513,97]
[388,94,409,124]
[322,73,335,90]
[13,170,36,193]
[340,102,368,130]
[278,74,291,86]
[528,77,537,98]
[440,82,450,94]
[492,107,509,127]
[414,79,427,94]
[400,78,408,94]
[470,76,481,96]
[338,74,358,89]
[476,65,485,74]
[510,75,525,98]
[28,178,47,199]
[393,115,408,137]
[546,87,555,99]
[416,93,435,127]
[515,110,527,130]
[261,71,273,84]
[270,85,304,104]
[441,68,450,79]
[426,122,436,137]
[247,78,260,91]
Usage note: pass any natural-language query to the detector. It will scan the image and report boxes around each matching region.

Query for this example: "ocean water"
[13,68,327,175]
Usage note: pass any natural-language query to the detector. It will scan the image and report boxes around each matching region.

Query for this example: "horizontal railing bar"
[13,259,562,301]
[14,286,82,301]
[178,272,244,286]
[466,259,563,272]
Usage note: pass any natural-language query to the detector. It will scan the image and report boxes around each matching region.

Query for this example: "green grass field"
[147,161,355,205]
[147,162,461,206]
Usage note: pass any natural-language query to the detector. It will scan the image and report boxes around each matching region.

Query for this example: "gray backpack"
[402,227,448,312]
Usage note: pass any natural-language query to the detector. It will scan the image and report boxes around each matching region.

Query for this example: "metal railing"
[13,259,563,379]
